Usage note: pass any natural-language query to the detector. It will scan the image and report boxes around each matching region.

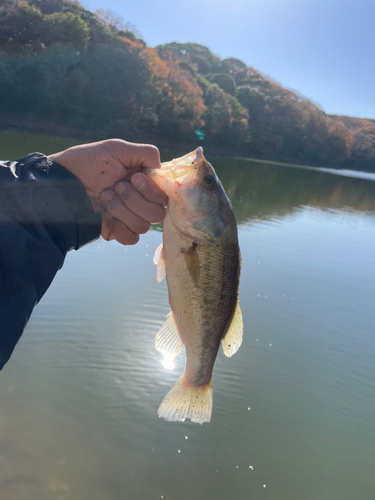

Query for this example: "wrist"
[49,151,78,178]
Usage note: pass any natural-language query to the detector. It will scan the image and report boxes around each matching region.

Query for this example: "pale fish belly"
[165,221,239,387]
[153,214,242,423]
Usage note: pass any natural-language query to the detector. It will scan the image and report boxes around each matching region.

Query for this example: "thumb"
[105,140,162,170]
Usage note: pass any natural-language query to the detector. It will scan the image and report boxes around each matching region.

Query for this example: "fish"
[144,147,243,424]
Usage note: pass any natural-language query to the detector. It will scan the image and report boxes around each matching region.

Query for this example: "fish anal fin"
[183,243,200,287]
[158,374,212,424]
[153,242,166,283]
[155,311,183,359]
[222,299,243,357]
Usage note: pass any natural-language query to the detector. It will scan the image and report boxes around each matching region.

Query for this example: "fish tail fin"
[158,373,212,424]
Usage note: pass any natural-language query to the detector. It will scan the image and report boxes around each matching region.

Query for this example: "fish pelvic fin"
[158,374,212,424]
[222,298,243,357]
[155,311,183,359]
[153,242,166,283]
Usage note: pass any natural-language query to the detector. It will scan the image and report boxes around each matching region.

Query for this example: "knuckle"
[130,172,148,191]
[145,144,159,156]
[107,138,125,147]
[116,181,132,200]
[107,201,121,218]
[100,191,117,212]
[143,145,160,163]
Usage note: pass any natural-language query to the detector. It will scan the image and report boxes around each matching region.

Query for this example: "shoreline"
[1,122,374,176]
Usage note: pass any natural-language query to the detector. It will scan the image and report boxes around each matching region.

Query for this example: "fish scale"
[144,147,243,423]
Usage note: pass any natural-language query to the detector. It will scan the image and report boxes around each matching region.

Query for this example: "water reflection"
[1,137,375,500]
[206,156,375,223]
[162,354,176,370]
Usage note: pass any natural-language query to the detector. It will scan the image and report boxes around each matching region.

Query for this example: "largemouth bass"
[145,147,242,424]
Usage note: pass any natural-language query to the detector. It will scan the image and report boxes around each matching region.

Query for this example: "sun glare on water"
[162,355,175,370]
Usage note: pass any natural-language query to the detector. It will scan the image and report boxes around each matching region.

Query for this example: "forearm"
[0,152,102,370]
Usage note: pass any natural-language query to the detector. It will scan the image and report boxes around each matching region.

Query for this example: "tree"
[95,8,141,38]
[209,73,236,96]
[0,0,374,170]
[0,0,23,16]
[44,12,90,48]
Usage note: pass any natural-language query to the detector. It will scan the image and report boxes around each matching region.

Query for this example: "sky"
[82,0,375,119]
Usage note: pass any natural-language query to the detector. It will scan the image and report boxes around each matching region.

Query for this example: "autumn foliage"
[0,0,374,171]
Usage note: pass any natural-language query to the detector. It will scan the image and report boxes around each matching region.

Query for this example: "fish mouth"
[142,147,204,184]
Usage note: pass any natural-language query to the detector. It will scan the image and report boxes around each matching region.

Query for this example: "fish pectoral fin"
[183,243,200,287]
[158,374,212,424]
[221,299,243,357]
[153,242,166,283]
[155,311,183,358]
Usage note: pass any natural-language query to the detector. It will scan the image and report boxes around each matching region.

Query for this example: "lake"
[1,131,375,500]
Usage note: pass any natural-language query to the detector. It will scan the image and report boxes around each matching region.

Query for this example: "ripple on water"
[2,152,375,500]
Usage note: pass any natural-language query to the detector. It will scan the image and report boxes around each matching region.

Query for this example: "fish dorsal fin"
[183,243,200,287]
[221,299,243,357]
[153,242,166,283]
[155,311,183,359]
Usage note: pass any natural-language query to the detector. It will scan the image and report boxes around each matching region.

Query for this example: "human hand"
[49,139,167,245]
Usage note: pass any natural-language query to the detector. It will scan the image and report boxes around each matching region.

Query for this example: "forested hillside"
[1,0,374,171]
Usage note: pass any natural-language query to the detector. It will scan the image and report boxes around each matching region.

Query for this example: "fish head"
[144,148,234,242]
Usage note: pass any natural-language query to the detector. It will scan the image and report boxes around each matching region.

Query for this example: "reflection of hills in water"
[210,157,375,225]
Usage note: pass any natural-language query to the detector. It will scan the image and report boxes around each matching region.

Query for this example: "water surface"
[1,131,375,500]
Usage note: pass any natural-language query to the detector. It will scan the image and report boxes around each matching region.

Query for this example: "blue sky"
[82,0,375,119]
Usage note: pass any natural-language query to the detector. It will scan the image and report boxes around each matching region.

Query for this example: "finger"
[114,180,166,224]
[102,140,162,170]
[101,211,112,241]
[101,189,151,235]
[133,144,161,170]
[130,172,168,206]
[102,212,140,245]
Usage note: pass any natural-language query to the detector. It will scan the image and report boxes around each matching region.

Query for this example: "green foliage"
[29,0,82,15]
[208,73,236,96]
[0,4,44,51]
[201,82,232,139]
[0,2,90,51]
[44,12,90,47]
[219,58,250,87]
[117,30,137,42]
[157,42,221,74]
[195,77,249,147]
[78,10,113,46]
[0,1,374,170]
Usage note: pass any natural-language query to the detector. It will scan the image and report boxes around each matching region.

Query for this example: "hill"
[1,0,374,171]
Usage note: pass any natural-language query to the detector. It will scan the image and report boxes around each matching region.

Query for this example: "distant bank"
[1,0,374,172]
[2,131,375,185]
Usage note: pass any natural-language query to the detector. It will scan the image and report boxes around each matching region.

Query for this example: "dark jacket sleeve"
[0,152,102,371]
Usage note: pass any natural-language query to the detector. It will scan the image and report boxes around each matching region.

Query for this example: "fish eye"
[203,175,216,187]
